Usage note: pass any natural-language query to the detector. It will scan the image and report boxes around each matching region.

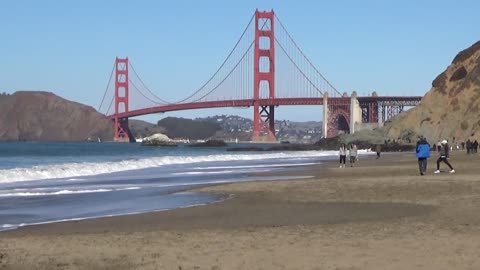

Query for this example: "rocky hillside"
[385,41,480,142]
[0,91,113,141]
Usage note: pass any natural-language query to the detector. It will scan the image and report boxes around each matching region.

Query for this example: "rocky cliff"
[385,41,480,142]
[0,91,113,141]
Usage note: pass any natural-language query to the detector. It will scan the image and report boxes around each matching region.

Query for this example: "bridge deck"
[108,96,422,119]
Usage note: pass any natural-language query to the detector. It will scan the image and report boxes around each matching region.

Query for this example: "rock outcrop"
[141,133,177,146]
[0,91,113,141]
[385,41,480,142]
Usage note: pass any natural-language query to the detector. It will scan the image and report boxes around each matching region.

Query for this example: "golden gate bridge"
[98,10,421,142]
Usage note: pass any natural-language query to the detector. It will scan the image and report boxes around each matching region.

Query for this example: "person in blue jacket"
[416,136,431,175]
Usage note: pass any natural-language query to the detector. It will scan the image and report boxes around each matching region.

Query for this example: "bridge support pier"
[114,117,130,142]
[349,91,362,134]
[322,93,329,139]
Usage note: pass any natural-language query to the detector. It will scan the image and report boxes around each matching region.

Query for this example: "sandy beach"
[1,149,480,269]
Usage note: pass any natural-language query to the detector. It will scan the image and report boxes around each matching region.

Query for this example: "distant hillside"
[0,91,113,141]
[385,40,480,142]
[198,115,322,142]
[129,119,166,138]
[157,117,221,139]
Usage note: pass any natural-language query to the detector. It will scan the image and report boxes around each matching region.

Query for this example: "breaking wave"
[0,150,348,183]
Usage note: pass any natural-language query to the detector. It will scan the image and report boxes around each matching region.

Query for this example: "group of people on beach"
[438,138,478,154]
[338,143,358,168]
[416,136,455,175]
[338,136,457,175]
[464,139,478,154]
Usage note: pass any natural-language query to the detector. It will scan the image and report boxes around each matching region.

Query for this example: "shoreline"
[0,151,367,234]
[2,150,480,269]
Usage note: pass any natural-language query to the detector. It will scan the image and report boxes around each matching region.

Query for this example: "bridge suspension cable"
[188,13,279,103]
[98,62,115,112]
[128,61,171,104]
[173,13,255,104]
[105,94,114,116]
[275,37,325,96]
[128,78,165,106]
[274,14,342,97]
[190,41,255,103]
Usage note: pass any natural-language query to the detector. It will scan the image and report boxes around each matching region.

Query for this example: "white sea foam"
[66,178,86,181]
[0,151,341,183]
[171,170,236,176]
[0,187,141,197]
[192,162,318,170]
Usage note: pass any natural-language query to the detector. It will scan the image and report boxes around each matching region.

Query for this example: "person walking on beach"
[339,143,347,168]
[466,139,472,154]
[375,144,382,159]
[416,136,430,176]
[434,140,455,174]
[349,144,358,167]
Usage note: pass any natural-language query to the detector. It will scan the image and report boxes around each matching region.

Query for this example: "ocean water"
[0,142,359,231]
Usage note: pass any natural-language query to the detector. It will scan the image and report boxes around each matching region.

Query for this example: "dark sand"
[1,150,480,269]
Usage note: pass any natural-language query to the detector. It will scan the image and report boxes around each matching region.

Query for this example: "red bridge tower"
[253,10,276,141]
[114,57,131,142]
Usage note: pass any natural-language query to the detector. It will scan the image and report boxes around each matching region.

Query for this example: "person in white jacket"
[339,143,347,168]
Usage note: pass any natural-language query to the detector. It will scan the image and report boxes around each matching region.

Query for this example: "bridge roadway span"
[109,96,421,119]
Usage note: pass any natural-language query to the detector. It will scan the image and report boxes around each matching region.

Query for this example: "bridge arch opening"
[259,80,271,98]
[118,87,126,98]
[328,111,350,137]
[117,74,126,83]
[117,102,126,114]
[259,56,271,73]
[336,115,350,135]
[259,36,271,50]
[257,18,272,31]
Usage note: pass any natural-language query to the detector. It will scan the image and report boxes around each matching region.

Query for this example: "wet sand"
[2,150,480,269]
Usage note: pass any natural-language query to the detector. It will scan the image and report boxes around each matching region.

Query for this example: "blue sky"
[1,0,479,122]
